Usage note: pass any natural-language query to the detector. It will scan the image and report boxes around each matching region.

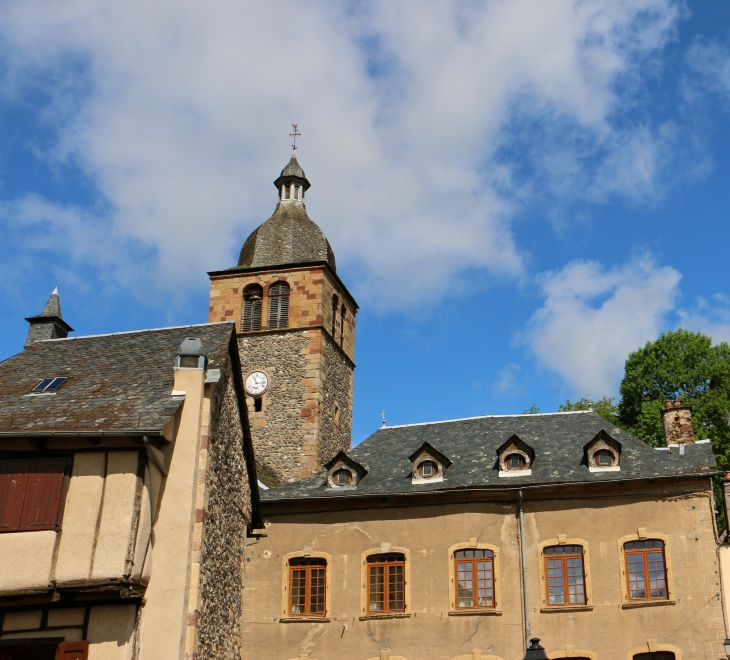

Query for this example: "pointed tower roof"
[237,154,335,272]
[25,288,74,347]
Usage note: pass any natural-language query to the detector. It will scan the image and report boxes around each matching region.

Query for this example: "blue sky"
[1,1,730,444]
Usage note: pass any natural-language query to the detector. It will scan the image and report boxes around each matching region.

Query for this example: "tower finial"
[289,124,301,151]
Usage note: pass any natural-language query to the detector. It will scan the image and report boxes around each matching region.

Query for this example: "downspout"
[518,490,530,653]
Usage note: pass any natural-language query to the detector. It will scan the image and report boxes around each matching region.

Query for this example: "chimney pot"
[674,399,681,408]
[665,400,672,409]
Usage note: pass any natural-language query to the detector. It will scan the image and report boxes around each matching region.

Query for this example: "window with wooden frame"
[242,284,263,332]
[339,305,346,347]
[0,457,69,533]
[625,540,668,601]
[544,545,586,605]
[454,549,495,609]
[289,557,326,616]
[331,295,339,338]
[268,281,290,330]
[367,553,405,613]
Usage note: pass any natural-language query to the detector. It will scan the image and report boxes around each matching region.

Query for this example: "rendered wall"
[245,482,723,660]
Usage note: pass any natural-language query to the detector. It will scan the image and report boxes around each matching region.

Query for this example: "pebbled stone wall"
[320,336,353,466]
[238,331,311,485]
[196,361,251,660]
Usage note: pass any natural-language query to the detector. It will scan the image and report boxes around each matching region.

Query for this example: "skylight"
[32,377,68,393]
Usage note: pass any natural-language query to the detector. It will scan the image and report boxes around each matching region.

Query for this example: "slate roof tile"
[263,411,718,500]
[0,322,234,436]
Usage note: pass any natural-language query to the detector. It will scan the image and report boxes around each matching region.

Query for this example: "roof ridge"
[39,321,233,342]
[381,410,593,430]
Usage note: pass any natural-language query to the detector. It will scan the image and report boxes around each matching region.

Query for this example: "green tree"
[522,404,541,414]
[617,329,730,527]
[559,397,621,427]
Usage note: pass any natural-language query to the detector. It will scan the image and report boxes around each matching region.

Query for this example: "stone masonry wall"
[238,331,314,485]
[320,335,354,465]
[194,360,251,660]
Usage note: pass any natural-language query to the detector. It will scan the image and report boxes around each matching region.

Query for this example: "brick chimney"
[660,399,695,445]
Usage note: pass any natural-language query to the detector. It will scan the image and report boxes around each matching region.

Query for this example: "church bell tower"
[208,152,357,486]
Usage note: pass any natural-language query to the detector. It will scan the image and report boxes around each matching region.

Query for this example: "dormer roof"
[261,411,718,501]
[324,451,368,480]
[408,442,452,469]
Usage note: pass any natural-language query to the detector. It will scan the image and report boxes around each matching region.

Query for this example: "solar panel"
[32,377,68,392]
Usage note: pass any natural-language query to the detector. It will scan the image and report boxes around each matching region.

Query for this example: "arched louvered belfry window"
[242,284,263,332]
[268,281,290,329]
[331,295,339,337]
[339,304,346,347]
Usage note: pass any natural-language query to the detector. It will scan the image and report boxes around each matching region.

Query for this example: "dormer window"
[585,431,621,472]
[497,435,534,477]
[324,451,366,489]
[418,461,437,478]
[409,442,451,484]
[333,469,351,486]
[506,454,526,470]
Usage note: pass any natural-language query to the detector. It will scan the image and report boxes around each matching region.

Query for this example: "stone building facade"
[249,409,725,660]
[208,155,357,485]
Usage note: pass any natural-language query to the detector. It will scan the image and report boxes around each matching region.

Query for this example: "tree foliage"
[617,330,730,470]
[559,397,620,427]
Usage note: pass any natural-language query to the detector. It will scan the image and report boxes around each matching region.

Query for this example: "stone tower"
[208,154,357,486]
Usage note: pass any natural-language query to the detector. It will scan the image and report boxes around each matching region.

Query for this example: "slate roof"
[263,411,718,500]
[237,201,336,272]
[0,322,235,436]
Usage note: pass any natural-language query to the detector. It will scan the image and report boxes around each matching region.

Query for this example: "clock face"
[245,371,269,396]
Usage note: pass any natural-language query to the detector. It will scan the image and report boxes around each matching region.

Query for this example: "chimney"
[24,287,74,348]
[660,399,695,445]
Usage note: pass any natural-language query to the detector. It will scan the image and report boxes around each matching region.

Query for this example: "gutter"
[0,430,164,438]
[518,491,530,654]
[261,471,723,505]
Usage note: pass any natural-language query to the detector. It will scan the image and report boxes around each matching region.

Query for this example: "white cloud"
[678,294,730,345]
[525,256,681,396]
[686,39,730,103]
[0,0,686,307]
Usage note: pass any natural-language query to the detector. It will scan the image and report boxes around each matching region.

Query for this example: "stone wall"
[320,336,354,465]
[196,361,251,660]
[238,331,312,485]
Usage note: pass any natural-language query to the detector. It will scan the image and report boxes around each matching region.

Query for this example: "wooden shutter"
[0,460,30,531]
[268,282,290,329]
[56,641,89,660]
[19,458,68,531]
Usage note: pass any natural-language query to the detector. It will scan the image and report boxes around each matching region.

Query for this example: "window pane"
[547,558,565,604]
[477,560,493,606]
[291,568,306,613]
[566,556,585,604]
[457,561,473,607]
[627,552,646,599]
[33,378,54,392]
[310,568,325,613]
[388,564,404,611]
[369,566,384,611]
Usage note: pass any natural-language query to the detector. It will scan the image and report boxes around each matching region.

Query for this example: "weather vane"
[290,124,301,151]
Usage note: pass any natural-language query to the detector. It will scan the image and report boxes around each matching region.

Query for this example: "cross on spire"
[289,124,301,151]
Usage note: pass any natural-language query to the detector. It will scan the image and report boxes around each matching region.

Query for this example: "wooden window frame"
[339,305,346,347]
[367,553,406,614]
[448,542,501,614]
[242,284,263,332]
[624,540,669,602]
[288,557,327,617]
[359,547,411,617]
[268,281,290,330]
[281,551,331,620]
[454,549,495,610]
[0,457,70,533]
[544,545,586,606]
[617,532,675,607]
[331,295,339,338]
[537,538,593,611]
